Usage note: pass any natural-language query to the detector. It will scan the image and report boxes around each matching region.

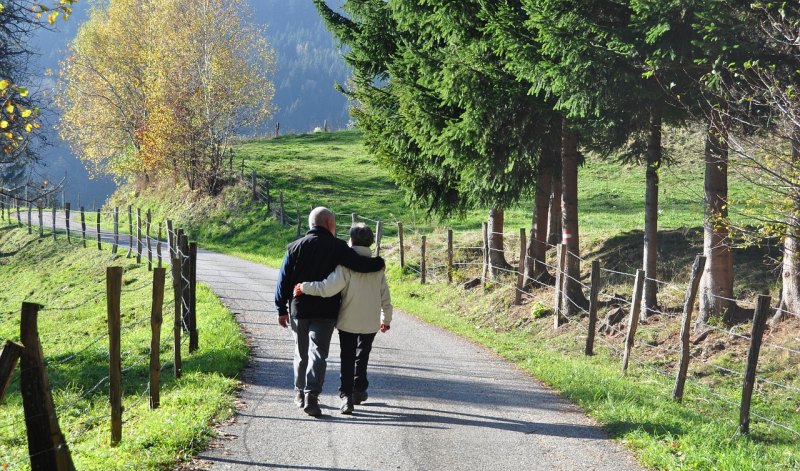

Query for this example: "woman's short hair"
[349,223,375,247]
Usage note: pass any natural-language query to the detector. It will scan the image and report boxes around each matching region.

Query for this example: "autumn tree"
[57,0,274,194]
[1,0,76,189]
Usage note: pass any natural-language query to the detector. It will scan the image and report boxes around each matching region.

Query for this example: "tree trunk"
[777,126,800,323]
[642,104,662,319]
[525,118,560,287]
[698,107,735,325]
[547,169,562,246]
[488,208,511,277]
[561,118,588,316]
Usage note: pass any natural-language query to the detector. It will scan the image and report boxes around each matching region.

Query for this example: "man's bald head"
[309,207,336,235]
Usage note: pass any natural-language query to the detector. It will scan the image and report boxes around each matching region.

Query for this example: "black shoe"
[294,390,304,408]
[352,390,368,405]
[340,395,354,414]
[303,393,322,417]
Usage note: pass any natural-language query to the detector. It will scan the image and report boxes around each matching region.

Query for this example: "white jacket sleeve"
[380,273,393,325]
[301,265,349,298]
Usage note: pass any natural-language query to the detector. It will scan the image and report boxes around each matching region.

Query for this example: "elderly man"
[275,207,384,417]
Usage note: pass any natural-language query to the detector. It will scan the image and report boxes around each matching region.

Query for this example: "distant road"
[36,212,641,470]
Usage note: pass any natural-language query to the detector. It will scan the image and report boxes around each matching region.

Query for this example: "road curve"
[34,211,641,470]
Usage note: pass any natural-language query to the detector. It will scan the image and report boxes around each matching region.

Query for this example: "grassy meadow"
[107,129,800,469]
[0,227,248,470]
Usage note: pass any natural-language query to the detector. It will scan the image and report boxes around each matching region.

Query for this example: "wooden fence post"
[150,268,166,409]
[279,192,285,225]
[96,210,102,250]
[189,242,198,353]
[171,242,182,379]
[180,235,191,334]
[157,224,162,269]
[585,260,601,355]
[515,228,526,305]
[482,222,489,287]
[421,235,427,284]
[112,207,119,254]
[241,159,244,178]
[127,205,133,258]
[447,229,454,283]
[51,206,56,241]
[38,205,43,237]
[673,255,706,402]
[166,220,174,260]
[16,198,21,226]
[622,269,646,374]
[553,244,567,329]
[738,294,771,434]
[146,209,153,271]
[65,203,71,244]
[136,208,142,263]
[107,267,123,445]
[398,222,405,268]
[351,213,357,226]
[80,206,86,248]
[375,221,383,257]
[252,169,258,201]
[20,302,75,470]
[0,340,23,401]
[27,204,32,234]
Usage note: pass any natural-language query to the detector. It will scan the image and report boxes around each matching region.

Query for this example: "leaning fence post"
[585,260,601,355]
[421,235,427,284]
[265,179,271,212]
[150,267,166,409]
[107,267,123,445]
[127,205,133,258]
[398,222,405,268]
[482,222,489,287]
[65,203,71,244]
[27,204,32,234]
[80,206,86,248]
[166,220,174,260]
[113,207,119,254]
[171,240,183,379]
[0,340,23,401]
[136,208,142,263]
[622,269,646,374]
[146,209,153,271]
[515,228,526,305]
[38,205,43,238]
[51,206,56,241]
[157,224,163,269]
[553,244,567,329]
[180,234,191,334]
[96,210,102,251]
[447,229,454,283]
[20,302,75,470]
[16,198,21,226]
[252,169,258,201]
[189,242,198,353]
[673,255,706,402]
[738,294,771,434]
[375,221,383,257]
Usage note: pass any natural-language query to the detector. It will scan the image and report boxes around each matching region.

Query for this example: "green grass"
[0,227,248,470]
[106,129,799,470]
[385,266,800,470]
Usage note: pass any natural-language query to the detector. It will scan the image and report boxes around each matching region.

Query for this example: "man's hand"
[278,315,289,328]
[380,324,390,333]
[293,283,303,297]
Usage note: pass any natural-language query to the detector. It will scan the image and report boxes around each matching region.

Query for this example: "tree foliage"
[57,0,275,194]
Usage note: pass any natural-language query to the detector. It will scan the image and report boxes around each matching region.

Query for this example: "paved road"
[37,212,641,470]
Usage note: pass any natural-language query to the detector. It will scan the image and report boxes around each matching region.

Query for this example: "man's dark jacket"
[275,227,385,319]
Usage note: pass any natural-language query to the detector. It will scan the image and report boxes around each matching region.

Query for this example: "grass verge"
[0,227,248,470]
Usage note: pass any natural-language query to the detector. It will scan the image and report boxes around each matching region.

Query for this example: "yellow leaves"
[21,109,32,118]
[0,80,8,91]
[4,103,13,114]
[25,123,33,133]
[0,120,7,129]
[3,132,12,140]
[48,11,59,24]
[18,87,28,97]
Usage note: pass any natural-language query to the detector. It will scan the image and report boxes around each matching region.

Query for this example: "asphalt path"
[34,212,641,470]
